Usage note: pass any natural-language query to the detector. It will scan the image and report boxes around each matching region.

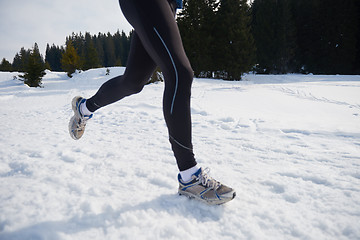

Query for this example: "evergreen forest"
[1,0,359,81]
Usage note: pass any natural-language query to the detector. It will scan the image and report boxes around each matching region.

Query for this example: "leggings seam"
[170,135,193,151]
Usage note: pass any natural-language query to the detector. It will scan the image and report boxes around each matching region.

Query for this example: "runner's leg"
[86,33,157,112]
[88,0,197,171]
[118,0,196,171]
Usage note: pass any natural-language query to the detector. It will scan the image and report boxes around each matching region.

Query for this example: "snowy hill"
[0,68,360,239]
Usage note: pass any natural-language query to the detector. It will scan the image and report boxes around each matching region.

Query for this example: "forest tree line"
[0,31,132,75]
[1,0,359,81]
[178,0,360,78]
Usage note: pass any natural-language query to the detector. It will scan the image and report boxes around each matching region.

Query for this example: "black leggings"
[86,0,197,171]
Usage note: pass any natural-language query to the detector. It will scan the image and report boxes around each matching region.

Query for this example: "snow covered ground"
[0,68,359,240]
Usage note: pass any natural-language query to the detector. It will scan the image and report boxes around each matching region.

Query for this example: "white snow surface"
[0,68,360,240]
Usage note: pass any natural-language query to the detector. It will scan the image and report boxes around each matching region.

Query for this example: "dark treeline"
[0,30,132,75]
[1,0,360,80]
[62,31,132,71]
[178,0,256,80]
[178,0,360,78]
[251,0,359,75]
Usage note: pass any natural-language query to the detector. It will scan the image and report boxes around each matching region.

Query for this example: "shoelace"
[75,100,92,131]
[75,115,91,130]
[198,168,221,190]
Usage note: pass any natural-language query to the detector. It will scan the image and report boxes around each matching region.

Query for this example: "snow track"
[0,69,359,239]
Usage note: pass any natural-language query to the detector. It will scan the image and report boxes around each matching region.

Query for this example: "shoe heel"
[71,96,82,112]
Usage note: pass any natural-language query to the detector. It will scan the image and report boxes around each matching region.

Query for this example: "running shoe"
[178,167,236,205]
[69,96,92,140]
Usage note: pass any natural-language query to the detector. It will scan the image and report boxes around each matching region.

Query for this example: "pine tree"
[12,53,22,72]
[252,0,296,74]
[61,40,81,77]
[177,0,218,77]
[120,30,132,66]
[0,58,12,72]
[95,33,105,67]
[19,43,46,87]
[82,32,100,70]
[113,30,123,66]
[12,47,31,72]
[45,44,64,71]
[215,0,256,80]
[104,33,116,67]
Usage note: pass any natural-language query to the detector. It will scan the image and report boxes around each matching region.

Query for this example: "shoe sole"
[178,189,236,205]
[68,96,83,140]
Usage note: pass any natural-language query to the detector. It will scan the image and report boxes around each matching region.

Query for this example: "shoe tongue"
[193,168,202,177]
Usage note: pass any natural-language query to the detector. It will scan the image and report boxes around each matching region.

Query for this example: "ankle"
[180,165,200,182]
[80,100,93,117]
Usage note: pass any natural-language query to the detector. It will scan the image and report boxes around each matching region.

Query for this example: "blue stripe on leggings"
[153,27,178,115]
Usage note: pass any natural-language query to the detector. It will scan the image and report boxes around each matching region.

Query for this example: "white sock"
[180,165,200,182]
[80,100,93,116]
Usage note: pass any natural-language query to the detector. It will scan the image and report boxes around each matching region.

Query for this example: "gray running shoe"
[178,167,236,205]
[69,96,92,140]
